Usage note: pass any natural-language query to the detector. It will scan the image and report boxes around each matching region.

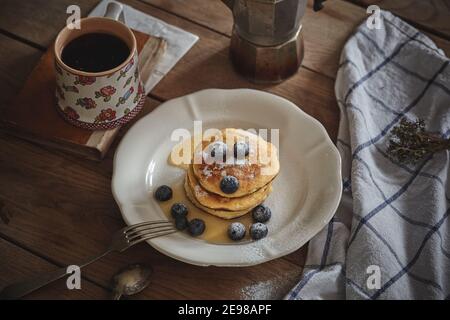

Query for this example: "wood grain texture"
[0,120,304,299]
[2,0,448,81]
[0,237,109,299]
[142,0,351,78]
[142,0,450,79]
[0,0,98,48]
[0,33,306,298]
[348,0,450,40]
[0,34,42,108]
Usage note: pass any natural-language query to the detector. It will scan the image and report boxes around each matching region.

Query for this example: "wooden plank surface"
[143,0,450,79]
[0,0,98,48]
[2,0,449,80]
[0,237,109,299]
[0,0,448,300]
[0,123,304,299]
[0,34,42,107]
[0,23,306,297]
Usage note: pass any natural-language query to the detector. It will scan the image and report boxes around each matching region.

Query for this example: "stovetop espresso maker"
[221,0,326,83]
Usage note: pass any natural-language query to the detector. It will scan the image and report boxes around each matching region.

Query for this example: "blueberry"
[175,217,188,231]
[233,142,249,159]
[228,222,246,241]
[208,141,227,162]
[252,205,272,223]
[250,223,268,240]
[171,203,188,219]
[154,185,172,201]
[220,176,239,194]
[188,219,206,236]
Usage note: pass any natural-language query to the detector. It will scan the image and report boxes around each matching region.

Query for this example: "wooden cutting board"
[0,30,166,161]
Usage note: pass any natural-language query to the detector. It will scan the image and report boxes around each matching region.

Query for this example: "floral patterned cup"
[54,7,145,130]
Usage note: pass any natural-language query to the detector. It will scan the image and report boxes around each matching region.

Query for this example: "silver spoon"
[111,264,152,300]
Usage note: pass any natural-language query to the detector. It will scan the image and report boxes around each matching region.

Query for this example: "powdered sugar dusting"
[215,163,225,170]
[202,166,213,177]
[194,184,208,198]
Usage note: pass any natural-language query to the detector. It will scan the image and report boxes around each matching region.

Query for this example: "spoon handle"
[111,287,124,300]
[0,249,112,300]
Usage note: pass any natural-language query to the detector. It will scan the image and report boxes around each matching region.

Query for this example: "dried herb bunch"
[387,118,450,164]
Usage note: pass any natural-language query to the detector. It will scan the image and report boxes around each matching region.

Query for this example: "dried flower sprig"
[387,118,450,164]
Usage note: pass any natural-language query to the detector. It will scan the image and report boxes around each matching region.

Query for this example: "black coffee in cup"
[61,33,130,73]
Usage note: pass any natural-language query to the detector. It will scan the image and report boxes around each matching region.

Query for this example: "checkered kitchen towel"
[287,11,450,300]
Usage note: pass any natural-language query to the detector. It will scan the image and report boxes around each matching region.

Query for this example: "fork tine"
[123,220,172,233]
[126,225,175,241]
[126,222,173,236]
[128,229,177,247]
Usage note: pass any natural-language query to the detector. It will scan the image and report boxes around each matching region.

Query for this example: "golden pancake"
[192,128,280,198]
[187,165,272,211]
[184,177,254,219]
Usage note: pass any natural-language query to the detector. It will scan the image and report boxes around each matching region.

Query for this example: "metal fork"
[0,220,176,300]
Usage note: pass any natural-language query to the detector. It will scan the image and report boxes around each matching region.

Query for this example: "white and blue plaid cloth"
[287,11,450,300]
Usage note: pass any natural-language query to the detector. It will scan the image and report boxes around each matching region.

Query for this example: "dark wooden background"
[0,0,449,299]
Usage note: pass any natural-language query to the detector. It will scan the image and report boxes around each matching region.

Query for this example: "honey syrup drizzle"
[161,136,254,244]
[159,180,253,244]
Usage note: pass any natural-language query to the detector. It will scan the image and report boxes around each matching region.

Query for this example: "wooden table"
[0,0,449,300]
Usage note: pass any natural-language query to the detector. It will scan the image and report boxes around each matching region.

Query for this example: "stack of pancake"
[184,128,280,219]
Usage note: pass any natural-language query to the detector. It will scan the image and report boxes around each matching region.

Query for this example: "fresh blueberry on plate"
[252,205,271,223]
[171,203,188,219]
[188,219,206,236]
[250,223,268,240]
[220,175,239,194]
[154,185,172,201]
[228,222,246,241]
[175,217,188,231]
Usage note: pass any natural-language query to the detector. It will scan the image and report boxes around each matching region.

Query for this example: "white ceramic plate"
[112,89,342,267]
